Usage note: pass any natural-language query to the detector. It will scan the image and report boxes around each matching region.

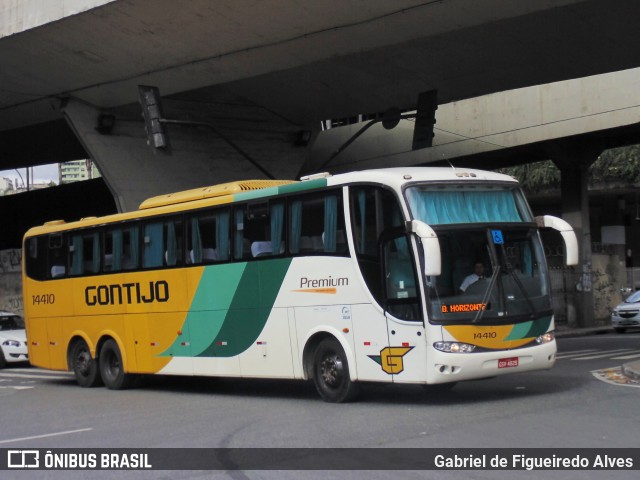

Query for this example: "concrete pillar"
[550,141,603,327]
[62,97,313,212]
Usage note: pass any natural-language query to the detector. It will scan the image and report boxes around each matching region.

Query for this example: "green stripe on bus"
[525,315,552,338]
[504,316,552,340]
[161,264,248,357]
[234,186,281,202]
[197,258,292,357]
[232,179,328,203]
[277,179,327,194]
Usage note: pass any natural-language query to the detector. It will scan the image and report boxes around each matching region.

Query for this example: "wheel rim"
[74,347,92,377]
[319,351,345,389]
[104,350,120,380]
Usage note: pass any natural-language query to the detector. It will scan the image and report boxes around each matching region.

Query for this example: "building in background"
[0,177,14,195]
[1,159,102,195]
[59,159,101,184]
[1,175,50,195]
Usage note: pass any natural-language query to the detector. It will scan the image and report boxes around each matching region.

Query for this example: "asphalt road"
[1,331,639,480]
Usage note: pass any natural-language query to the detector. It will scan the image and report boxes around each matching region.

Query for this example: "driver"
[459,262,485,293]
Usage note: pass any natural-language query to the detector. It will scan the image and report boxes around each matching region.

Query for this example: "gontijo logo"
[85,280,169,306]
[368,346,414,374]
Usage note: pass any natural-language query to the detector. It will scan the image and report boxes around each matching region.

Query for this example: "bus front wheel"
[99,339,134,390]
[70,340,102,388]
[312,338,360,403]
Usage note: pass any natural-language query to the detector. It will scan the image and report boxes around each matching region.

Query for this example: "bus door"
[380,231,428,383]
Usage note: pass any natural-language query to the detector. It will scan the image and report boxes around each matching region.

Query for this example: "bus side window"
[69,232,100,276]
[269,201,284,256]
[289,196,322,254]
[105,225,140,272]
[188,209,230,264]
[382,234,421,321]
[236,203,274,260]
[122,226,140,270]
[350,186,405,305]
[322,194,344,253]
[288,191,346,255]
[350,186,404,256]
[164,219,183,266]
[143,219,182,268]
[48,234,66,279]
[25,236,48,281]
[104,229,116,272]
[234,206,248,260]
[143,222,164,268]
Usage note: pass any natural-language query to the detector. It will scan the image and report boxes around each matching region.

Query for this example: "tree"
[499,145,640,193]
[498,161,560,194]
[590,145,640,184]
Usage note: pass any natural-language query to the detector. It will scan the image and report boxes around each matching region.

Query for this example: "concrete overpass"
[2,0,640,326]
[2,0,640,210]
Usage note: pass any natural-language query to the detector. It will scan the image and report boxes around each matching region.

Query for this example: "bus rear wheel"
[99,339,134,390]
[312,338,360,403]
[70,340,102,388]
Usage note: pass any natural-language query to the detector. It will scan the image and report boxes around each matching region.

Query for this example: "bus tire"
[99,339,134,390]
[70,339,102,388]
[312,338,360,403]
[0,349,6,369]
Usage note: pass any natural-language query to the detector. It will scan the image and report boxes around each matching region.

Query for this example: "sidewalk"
[554,324,613,338]
[554,324,640,380]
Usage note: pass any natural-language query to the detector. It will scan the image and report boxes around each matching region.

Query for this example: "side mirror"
[407,220,441,276]
[536,215,579,266]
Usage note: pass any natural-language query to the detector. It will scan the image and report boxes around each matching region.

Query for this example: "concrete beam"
[62,96,312,212]
[303,67,640,174]
[0,0,114,38]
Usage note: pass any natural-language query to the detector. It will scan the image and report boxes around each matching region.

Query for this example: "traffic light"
[138,85,169,149]
[412,89,438,150]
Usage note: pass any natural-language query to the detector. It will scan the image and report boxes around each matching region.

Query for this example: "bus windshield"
[405,184,533,225]
[405,184,551,324]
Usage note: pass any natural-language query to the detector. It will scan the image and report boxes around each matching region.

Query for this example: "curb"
[622,362,640,381]
[553,325,640,380]
[554,326,613,338]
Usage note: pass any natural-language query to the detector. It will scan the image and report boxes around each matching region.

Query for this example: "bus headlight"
[434,341,476,353]
[535,332,555,344]
[2,339,21,348]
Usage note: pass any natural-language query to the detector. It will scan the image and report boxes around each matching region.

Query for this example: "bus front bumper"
[426,340,557,384]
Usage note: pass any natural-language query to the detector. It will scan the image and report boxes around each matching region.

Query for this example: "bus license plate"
[498,357,519,368]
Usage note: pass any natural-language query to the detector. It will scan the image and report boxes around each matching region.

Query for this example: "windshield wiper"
[505,267,537,318]
[472,265,500,324]
[498,241,537,318]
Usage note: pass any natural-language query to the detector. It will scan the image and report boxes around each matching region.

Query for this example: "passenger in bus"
[459,262,485,293]
[251,241,272,257]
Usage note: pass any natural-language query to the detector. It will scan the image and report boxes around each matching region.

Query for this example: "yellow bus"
[22,167,577,402]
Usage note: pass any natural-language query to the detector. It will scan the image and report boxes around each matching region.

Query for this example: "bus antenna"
[446,158,456,172]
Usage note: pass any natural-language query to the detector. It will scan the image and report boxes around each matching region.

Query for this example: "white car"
[0,311,28,368]
[611,291,640,333]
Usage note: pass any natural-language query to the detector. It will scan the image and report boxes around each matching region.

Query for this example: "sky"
[0,163,60,186]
